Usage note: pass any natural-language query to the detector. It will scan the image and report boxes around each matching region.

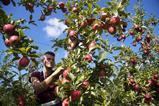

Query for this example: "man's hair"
[44,51,55,57]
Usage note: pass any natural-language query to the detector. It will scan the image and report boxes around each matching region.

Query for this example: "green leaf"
[98,51,107,63]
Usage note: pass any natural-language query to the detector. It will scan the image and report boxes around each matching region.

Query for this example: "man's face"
[43,54,55,69]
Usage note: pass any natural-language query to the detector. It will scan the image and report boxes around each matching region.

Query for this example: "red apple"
[130,57,137,65]
[9,35,20,45]
[19,56,30,67]
[59,2,65,9]
[107,26,116,34]
[129,30,134,36]
[62,98,69,106]
[84,54,93,62]
[72,6,78,13]
[133,84,140,92]
[109,16,120,25]
[3,24,15,35]
[80,21,87,28]
[39,14,45,21]
[26,3,34,12]
[92,23,100,31]
[18,95,25,106]
[121,34,126,39]
[4,38,11,47]
[63,68,71,79]
[69,30,77,37]
[47,5,54,12]
[71,90,81,101]
[98,70,106,78]
[86,18,95,25]
[2,0,10,5]
[82,80,89,88]
[100,12,108,21]
[144,93,152,104]
[136,36,142,42]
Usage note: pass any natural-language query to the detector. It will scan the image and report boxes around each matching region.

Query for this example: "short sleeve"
[29,71,41,83]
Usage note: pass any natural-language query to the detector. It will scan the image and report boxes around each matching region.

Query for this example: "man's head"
[43,51,55,69]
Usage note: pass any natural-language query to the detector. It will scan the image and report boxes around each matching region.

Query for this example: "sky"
[0,0,159,63]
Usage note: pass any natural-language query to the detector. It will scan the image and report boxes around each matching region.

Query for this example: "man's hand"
[52,66,64,77]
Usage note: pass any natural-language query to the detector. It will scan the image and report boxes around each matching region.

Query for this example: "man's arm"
[31,67,63,94]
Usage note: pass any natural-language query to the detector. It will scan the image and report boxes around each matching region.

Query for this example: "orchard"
[0,0,159,106]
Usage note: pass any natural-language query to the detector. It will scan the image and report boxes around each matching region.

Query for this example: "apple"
[82,80,89,88]
[92,23,100,31]
[62,98,69,106]
[129,30,134,36]
[71,90,81,101]
[109,16,120,25]
[121,34,126,39]
[86,18,95,25]
[84,54,93,62]
[63,68,71,79]
[152,73,159,80]
[39,14,45,21]
[69,30,77,37]
[26,3,34,12]
[9,35,20,45]
[136,36,142,42]
[4,38,11,47]
[130,57,137,65]
[80,21,87,28]
[47,5,54,12]
[18,95,25,106]
[2,0,10,5]
[59,2,65,9]
[133,84,140,92]
[98,70,106,78]
[72,6,78,13]
[144,93,152,104]
[68,38,78,50]
[19,56,30,67]
[107,26,116,34]
[3,24,15,35]
[146,34,151,43]
[100,12,108,21]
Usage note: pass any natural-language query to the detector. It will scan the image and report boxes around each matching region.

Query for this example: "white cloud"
[43,18,67,38]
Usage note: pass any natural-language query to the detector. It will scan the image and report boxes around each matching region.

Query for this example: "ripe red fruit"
[82,80,89,88]
[62,98,69,106]
[47,5,54,12]
[100,12,108,21]
[86,18,95,25]
[69,30,77,37]
[130,57,137,65]
[84,54,93,62]
[109,16,120,25]
[19,56,30,67]
[152,73,158,80]
[133,84,140,92]
[18,96,25,106]
[129,30,134,36]
[146,34,151,43]
[4,38,11,47]
[39,14,45,21]
[26,3,34,12]
[3,24,15,35]
[2,0,10,5]
[136,36,142,42]
[80,21,87,28]
[98,70,106,78]
[71,90,81,101]
[72,7,78,13]
[9,35,20,45]
[107,26,116,34]
[59,2,65,9]
[63,68,71,79]
[121,34,126,39]
[144,93,152,104]
[92,23,100,31]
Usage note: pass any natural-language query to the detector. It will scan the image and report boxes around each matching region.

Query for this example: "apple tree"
[0,0,159,106]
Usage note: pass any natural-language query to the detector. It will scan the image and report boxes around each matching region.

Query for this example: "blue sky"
[0,0,159,63]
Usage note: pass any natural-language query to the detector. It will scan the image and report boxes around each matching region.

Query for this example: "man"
[29,51,63,106]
